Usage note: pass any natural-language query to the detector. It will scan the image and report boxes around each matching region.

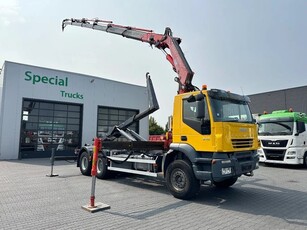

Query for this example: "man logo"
[268,141,280,146]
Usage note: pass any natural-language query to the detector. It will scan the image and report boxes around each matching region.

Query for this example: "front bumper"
[258,147,304,165]
[193,150,259,181]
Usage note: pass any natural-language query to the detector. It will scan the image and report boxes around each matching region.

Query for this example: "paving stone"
[0,159,307,230]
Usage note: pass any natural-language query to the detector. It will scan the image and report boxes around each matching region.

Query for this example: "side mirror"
[196,101,205,119]
[296,121,306,134]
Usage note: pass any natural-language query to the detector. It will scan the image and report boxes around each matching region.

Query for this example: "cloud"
[0,0,25,26]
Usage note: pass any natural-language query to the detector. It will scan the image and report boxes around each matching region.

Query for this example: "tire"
[96,155,111,179]
[165,160,200,200]
[213,177,238,188]
[79,151,92,176]
[303,152,307,169]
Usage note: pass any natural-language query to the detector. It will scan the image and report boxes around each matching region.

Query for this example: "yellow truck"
[62,18,259,199]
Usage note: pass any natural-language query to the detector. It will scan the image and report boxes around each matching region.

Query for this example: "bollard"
[82,138,110,213]
[46,148,59,177]
[90,138,99,207]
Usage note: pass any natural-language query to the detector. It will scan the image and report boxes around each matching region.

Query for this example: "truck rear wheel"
[165,160,200,200]
[96,156,110,179]
[213,177,238,188]
[79,151,92,176]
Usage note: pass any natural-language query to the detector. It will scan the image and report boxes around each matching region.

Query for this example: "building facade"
[0,61,149,160]
[249,86,307,115]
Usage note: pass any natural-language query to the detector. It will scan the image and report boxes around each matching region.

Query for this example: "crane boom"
[62,18,196,94]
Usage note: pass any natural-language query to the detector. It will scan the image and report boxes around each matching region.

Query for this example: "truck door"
[181,96,214,151]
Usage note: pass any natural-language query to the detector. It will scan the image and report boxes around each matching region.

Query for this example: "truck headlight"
[287,150,296,156]
[221,167,232,175]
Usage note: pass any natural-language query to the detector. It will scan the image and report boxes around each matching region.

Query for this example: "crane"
[62,18,198,94]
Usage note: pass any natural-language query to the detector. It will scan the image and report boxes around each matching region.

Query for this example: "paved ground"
[0,159,307,230]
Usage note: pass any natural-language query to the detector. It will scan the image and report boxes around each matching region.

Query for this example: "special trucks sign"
[24,71,83,99]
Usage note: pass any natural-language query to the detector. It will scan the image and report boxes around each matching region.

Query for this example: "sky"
[0,0,306,126]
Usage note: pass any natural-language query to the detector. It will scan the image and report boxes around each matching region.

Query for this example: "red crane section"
[62,18,197,94]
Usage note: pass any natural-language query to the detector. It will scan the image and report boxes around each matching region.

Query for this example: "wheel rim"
[81,156,88,171]
[97,158,103,174]
[171,168,187,191]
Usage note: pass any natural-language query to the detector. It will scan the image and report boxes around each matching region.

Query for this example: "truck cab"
[170,88,259,183]
[257,110,307,167]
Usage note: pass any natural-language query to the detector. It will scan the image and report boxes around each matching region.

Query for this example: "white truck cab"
[257,110,307,167]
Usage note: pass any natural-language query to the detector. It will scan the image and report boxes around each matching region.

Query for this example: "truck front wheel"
[213,177,238,188]
[165,160,200,200]
[79,151,92,176]
[303,152,307,168]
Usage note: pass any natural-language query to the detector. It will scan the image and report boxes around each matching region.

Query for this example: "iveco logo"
[239,128,248,132]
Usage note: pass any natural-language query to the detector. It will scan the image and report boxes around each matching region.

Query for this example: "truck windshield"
[258,121,293,136]
[210,98,253,122]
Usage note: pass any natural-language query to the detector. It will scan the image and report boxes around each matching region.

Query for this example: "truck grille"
[261,140,288,147]
[232,139,253,149]
[264,149,286,161]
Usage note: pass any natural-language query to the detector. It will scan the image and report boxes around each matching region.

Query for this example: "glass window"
[97,106,139,140]
[98,120,108,126]
[68,111,80,118]
[39,116,53,123]
[27,116,39,122]
[54,117,67,124]
[183,100,198,120]
[98,114,108,120]
[23,101,32,108]
[39,109,54,116]
[182,97,211,135]
[20,99,83,158]
[99,108,108,114]
[109,109,118,115]
[68,105,80,112]
[67,124,80,130]
[40,102,54,110]
[54,110,67,117]
[26,108,39,116]
[23,101,39,110]
[258,120,294,136]
[67,118,80,125]
[210,98,253,122]
[119,110,127,115]
[98,126,109,132]
[25,122,38,130]
[55,104,68,110]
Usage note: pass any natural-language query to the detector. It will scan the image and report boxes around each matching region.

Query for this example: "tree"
[149,116,165,135]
